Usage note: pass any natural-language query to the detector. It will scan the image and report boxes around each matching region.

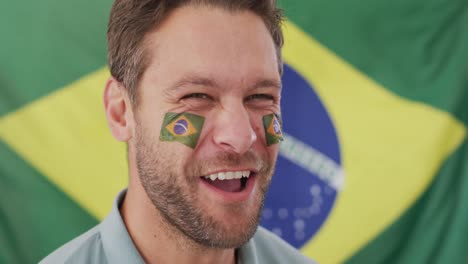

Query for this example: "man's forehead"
[144,5,275,55]
[138,5,281,96]
[165,74,282,94]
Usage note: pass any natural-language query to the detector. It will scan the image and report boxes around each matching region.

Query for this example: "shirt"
[40,190,316,264]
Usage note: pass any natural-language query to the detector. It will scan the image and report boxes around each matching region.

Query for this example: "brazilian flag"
[160,112,205,149]
[1,1,467,263]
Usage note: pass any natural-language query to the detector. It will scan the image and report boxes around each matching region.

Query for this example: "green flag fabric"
[0,1,467,263]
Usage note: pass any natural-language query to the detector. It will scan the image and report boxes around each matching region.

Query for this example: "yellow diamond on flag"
[165,115,198,138]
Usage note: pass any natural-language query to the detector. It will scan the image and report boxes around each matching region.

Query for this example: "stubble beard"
[135,125,276,249]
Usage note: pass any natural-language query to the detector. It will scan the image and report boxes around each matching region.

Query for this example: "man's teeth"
[204,171,251,181]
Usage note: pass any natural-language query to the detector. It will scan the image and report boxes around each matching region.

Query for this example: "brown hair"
[107,0,284,104]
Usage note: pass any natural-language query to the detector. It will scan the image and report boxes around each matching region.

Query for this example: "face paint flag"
[263,114,284,146]
[160,112,205,149]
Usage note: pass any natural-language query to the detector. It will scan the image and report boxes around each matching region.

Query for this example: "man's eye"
[181,93,211,100]
[246,94,275,101]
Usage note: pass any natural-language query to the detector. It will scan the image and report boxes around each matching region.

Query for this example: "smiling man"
[41,0,314,263]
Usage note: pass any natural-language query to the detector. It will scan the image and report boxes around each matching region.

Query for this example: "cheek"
[252,118,266,141]
[135,109,164,137]
[251,112,272,141]
[157,141,195,176]
[251,113,281,159]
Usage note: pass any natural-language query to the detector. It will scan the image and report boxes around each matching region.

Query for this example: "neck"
[121,180,237,264]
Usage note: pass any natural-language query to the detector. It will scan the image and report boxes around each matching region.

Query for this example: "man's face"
[133,5,281,248]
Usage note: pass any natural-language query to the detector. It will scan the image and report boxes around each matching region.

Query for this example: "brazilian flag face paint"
[263,113,284,146]
[159,112,205,149]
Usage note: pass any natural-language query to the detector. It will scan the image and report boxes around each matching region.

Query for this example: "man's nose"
[212,104,257,154]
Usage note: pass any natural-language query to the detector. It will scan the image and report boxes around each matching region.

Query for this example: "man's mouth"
[201,170,253,193]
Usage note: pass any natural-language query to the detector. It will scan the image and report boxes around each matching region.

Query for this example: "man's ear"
[103,77,134,142]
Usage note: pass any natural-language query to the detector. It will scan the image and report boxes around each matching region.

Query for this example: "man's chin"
[191,207,262,249]
[191,220,259,249]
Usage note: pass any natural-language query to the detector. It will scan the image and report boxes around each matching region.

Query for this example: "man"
[41,0,315,263]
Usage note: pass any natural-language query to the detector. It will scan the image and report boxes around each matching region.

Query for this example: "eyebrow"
[250,78,282,91]
[167,76,218,93]
[166,75,282,94]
